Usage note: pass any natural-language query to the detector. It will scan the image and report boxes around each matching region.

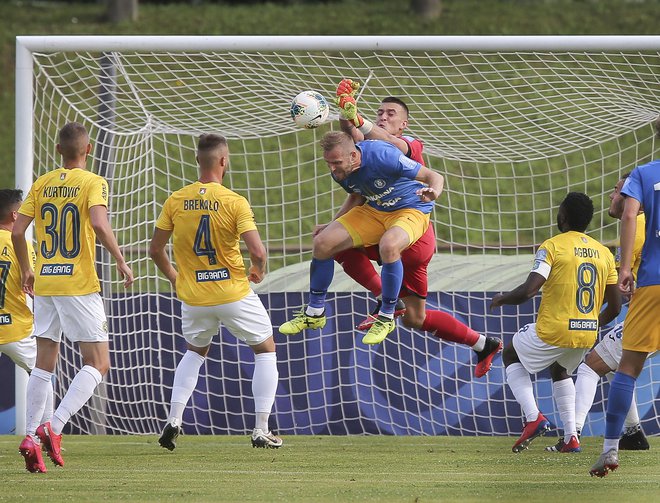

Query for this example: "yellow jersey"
[155,181,257,306]
[614,213,645,281]
[531,231,617,348]
[0,229,36,344]
[19,168,109,296]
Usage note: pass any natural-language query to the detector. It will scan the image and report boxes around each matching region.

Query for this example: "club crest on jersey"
[374,179,386,189]
[199,188,207,195]
[60,173,66,180]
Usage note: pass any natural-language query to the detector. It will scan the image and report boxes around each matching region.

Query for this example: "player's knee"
[549,363,569,381]
[584,351,611,376]
[402,310,424,329]
[334,248,353,266]
[502,344,518,366]
[378,242,401,263]
[83,357,110,376]
[312,234,335,260]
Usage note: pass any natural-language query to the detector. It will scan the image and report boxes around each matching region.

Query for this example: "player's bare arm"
[148,227,177,287]
[242,229,267,284]
[490,272,546,310]
[414,166,444,202]
[10,212,35,296]
[618,196,640,296]
[598,283,623,328]
[90,205,134,288]
[339,118,364,143]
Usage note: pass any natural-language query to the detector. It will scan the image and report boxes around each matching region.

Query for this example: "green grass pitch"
[1,435,658,502]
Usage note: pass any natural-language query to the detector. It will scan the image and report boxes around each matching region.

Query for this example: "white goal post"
[14,35,660,437]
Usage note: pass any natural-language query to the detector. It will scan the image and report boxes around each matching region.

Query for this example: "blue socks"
[309,257,334,309]
[380,259,403,316]
[604,371,636,440]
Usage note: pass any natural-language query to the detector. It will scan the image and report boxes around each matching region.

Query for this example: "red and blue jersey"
[334,140,433,214]
[621,159,660,287]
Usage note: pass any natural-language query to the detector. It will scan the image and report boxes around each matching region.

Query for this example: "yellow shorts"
[337,205,430,248]
[622,284,660,353]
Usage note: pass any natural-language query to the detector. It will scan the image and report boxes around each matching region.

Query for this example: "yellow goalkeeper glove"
[335,79,363,127]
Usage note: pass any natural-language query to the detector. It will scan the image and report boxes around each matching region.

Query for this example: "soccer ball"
[290,91,330,129]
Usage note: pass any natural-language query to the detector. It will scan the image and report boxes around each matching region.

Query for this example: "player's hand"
[416,187,440,202]
[337,95,364,127]
[313,223,329,237]
[248,265,265,284]
[21,269,35,298]
[335,79,363,127]
[489,293,505,311]
[117,261,134,288]
[618,267,635,297]
[335,78,359,100]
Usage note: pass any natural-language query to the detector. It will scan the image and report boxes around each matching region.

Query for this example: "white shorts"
[593,321,657,370]
[181,291,272,348]
[34,293,108,343]
[0,336,36,373]
[512,323,588,374]
[594,322,624,370]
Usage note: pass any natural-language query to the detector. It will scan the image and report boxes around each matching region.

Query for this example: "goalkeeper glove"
[335,78,359,100]
[335,78,373,134]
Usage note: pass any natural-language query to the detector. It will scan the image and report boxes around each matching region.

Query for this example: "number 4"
[193,215,217,265]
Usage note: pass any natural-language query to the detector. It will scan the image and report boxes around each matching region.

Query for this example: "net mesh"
[27,44,660,436]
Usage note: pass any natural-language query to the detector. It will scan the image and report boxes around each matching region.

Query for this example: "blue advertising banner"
[1,293,657,436]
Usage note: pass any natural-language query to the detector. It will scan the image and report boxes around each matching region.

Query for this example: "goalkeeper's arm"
[335,79,411,156]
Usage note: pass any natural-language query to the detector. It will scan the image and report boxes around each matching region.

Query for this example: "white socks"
[471,334,487,352]
[575,362,600,432]
[506,363,539,423]
[305,306,324,316]
[552,378,577,443]
[51,365,103,435]
[252,352,278,432]
[26,367,53,438]
[576,365,641,433]
[167,350,205,426]
[41,378,54,426]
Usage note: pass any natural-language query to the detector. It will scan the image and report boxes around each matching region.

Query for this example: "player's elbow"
[148,241,163,261]
[249,244,267,265]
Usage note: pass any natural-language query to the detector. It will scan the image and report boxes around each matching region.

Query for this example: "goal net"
[16,36,660,436]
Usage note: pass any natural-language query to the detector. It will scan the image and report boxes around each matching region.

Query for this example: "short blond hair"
[320,131,354,153]
[58,122,89,159]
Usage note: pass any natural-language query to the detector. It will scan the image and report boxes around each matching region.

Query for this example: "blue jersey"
[621,159,660,287]
[334,140,434,214]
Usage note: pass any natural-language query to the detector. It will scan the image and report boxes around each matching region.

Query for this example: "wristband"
[357,118,374,135]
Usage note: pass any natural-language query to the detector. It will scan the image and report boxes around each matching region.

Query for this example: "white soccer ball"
[290,91,330,129]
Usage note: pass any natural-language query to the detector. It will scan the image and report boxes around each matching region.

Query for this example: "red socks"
[421,310,479,347]
[335,249,382,297]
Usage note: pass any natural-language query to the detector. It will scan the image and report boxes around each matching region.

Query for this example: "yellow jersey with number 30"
[531,231,617,348]
[0,229,36,344]
[18,168,108,296]
[155,181,257,307]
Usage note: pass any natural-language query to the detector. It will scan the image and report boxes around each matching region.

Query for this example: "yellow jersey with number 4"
[155,181,257,307]
[0,229,36,344]
[531,230,617,348]
[18,168,108,296]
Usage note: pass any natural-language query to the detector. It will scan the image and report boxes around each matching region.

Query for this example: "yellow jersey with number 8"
[155,182,257,307]
[531,231,617,348]
[18,168,108,296]
[0,230,36,344]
